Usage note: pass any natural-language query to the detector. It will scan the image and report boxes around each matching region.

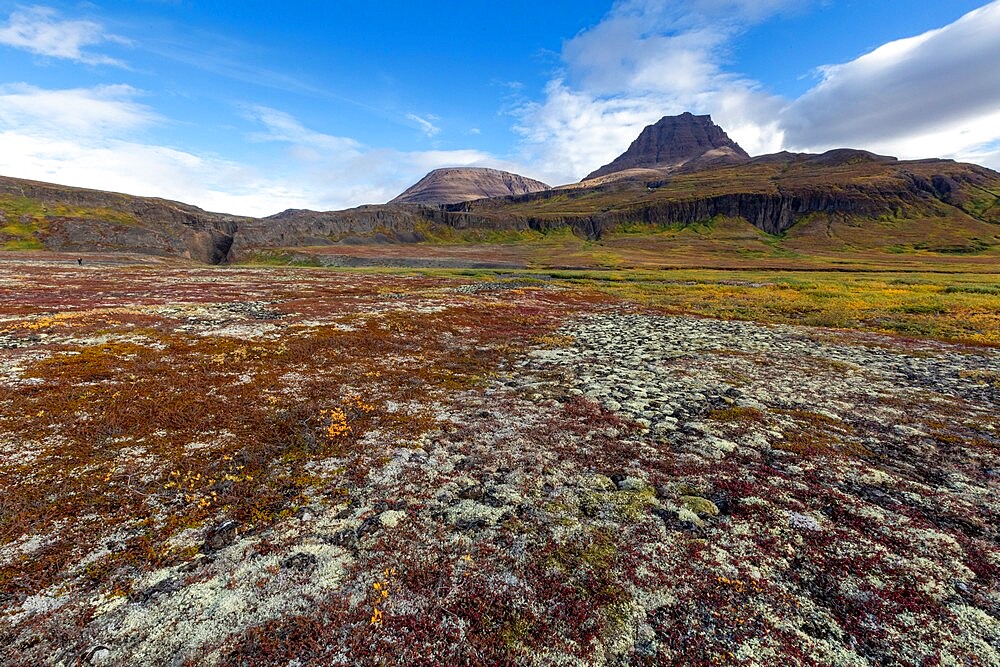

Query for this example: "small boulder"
[787,511,823,532]
[130,577,181,603]
[83,645,112,666]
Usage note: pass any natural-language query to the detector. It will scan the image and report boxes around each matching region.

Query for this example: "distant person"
[77,258,83,266]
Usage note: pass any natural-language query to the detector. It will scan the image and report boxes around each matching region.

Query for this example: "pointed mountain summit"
[390,167,549,205]
[584,112,750,181]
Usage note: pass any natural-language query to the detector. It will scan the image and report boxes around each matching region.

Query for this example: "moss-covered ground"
[0,255,996,665]
[0,196,140,251]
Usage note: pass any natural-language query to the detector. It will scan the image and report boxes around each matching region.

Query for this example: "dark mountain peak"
[584,113,750,181]
[390,167,549,205]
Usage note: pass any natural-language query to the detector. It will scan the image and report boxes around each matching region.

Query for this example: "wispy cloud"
[245,105,363,155]
[0,83,156,134]
[0,86,527,215]
[0,5,128,66]
[249,105,532,207]
[141,29,388,115]
[406,113,441,138]
[0,84,294,215]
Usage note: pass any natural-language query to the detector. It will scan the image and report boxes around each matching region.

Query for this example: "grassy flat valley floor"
[250,215,1000,273]
[0,253,998,666]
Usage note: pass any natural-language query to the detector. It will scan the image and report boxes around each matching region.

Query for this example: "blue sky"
[1,0,998,215]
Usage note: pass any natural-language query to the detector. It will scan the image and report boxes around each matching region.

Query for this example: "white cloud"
[513,0,802,183]
[515,81,679,183]
[960,140,1000,172]
[0,5,127,66]
[405,113,441,138]
[0,83,156,134]
[0,85,318,215]
[781,1,1000,166]
[245,105,363,155]
[514,0,1000,182]
[0,130,304,215]
[0,85,533,215]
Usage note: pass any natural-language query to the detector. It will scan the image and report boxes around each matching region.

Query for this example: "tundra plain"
[1,252,997,666]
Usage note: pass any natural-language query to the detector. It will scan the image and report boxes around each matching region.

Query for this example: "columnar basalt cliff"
[434,151,1000,238]
[227,205,434,260]
[226,151,998,257]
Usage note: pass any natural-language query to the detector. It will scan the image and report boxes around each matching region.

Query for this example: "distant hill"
[584,113,749,181]
[390,167,549,205]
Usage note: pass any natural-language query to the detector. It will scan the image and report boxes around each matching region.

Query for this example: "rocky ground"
[0,259,997,666]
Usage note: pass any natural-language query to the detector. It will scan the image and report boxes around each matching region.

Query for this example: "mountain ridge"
[2,113,999,264]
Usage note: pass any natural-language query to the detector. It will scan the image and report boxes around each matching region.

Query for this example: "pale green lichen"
[580,486,658,522]
[680,495,719,518]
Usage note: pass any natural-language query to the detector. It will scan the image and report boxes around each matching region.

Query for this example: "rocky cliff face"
[585,113,750,181]
[0,176,248,263]
[448,151,1000,238]
[390,167,549,205]
[228,205,433,260]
